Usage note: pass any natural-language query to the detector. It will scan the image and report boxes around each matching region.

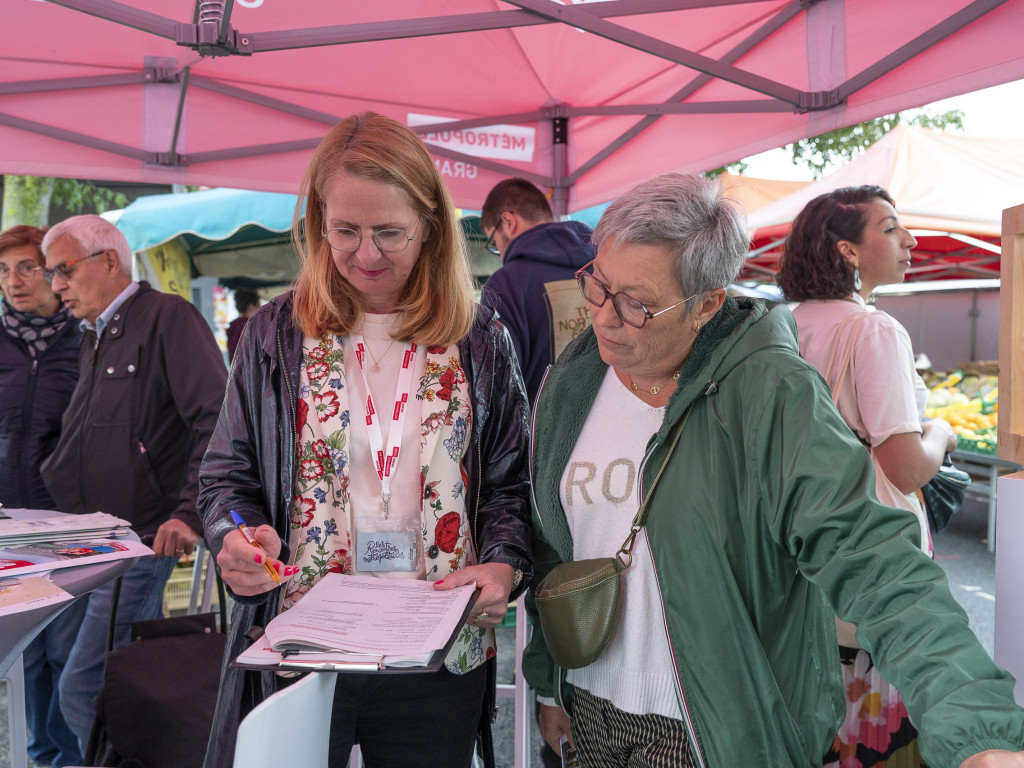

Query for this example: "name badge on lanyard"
[352,337,421,574]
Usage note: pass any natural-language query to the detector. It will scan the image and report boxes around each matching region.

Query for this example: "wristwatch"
[510,568,524,593]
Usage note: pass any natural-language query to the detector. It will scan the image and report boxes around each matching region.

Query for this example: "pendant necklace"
[628,371,680,396]
[363,337,396,372]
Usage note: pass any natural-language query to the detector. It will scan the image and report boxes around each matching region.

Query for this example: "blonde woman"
[198,112,531,768]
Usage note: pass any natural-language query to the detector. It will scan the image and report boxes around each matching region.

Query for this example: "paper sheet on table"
[264,573,476,658]
[0,575,73,617]
[0,538,153,577]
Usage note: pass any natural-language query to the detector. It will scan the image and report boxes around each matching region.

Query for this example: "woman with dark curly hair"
[777,186,957,768]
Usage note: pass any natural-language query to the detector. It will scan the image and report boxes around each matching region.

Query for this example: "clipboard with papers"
[232,573,479,673]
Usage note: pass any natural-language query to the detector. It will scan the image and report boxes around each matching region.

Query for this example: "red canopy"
[3,1,1024,214]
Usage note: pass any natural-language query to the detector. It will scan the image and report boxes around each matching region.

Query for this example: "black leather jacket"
[197,292,532,768]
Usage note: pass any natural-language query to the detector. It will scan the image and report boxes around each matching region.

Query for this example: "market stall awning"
[115,187,299,287]
[3,0,1024,216]
[742,125,1024,282]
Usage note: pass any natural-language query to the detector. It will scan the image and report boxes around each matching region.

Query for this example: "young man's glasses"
[43,250,105,284]
[575,261,696,329]
[0,261,44,283]
[483,216,507,256]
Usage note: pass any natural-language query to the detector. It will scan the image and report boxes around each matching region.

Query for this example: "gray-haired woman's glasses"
[575,261,696,329]
[0,262,44,282]
[323,224,420,254]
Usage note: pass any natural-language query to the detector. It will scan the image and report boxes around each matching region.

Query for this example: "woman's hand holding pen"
[433,562,516,628]
[217,524,298,596]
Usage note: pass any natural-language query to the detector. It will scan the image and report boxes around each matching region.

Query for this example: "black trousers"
[327,664,488,768]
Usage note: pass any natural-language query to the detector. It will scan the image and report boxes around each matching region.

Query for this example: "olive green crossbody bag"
[534,406,691,669]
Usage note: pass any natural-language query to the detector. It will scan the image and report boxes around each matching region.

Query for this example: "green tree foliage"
[1,176,54,228]
[52,178,129,215]
[705,160,749,179]
[790,109,965,178]
[2,176,129,229]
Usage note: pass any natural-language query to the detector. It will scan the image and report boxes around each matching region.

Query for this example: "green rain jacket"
[523,297,1024,768]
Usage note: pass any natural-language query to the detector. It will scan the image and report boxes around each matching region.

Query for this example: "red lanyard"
[352,335,417,518]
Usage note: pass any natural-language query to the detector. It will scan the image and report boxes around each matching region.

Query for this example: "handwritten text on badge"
[357,532,417,572]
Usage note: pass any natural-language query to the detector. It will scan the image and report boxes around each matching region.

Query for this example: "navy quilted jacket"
[0,316,80,508]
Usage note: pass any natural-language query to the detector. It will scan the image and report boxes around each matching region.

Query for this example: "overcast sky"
[741,79,1024,180]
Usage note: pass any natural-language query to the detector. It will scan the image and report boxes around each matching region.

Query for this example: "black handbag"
[921,454,971,534]
[85,571,228,768]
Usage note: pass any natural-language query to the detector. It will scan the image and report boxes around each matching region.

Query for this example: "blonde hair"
[293,111,476,345]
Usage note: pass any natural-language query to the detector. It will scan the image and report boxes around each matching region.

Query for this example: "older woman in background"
[777,185,958,768]
[198,111,531,768]
[0,225,86,768]
[522,171,1024,768]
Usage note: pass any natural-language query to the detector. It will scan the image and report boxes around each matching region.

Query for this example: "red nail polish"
[433,580,444,586]
[254,553,262,564]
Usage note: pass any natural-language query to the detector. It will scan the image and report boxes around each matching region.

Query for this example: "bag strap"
[615,400,695,568]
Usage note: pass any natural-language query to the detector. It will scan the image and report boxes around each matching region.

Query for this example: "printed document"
[0,539,153,577]
[261,573,476,666]
[0,575,73,617]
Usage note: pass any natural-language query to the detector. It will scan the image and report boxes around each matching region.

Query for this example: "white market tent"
[743,124,1024,282]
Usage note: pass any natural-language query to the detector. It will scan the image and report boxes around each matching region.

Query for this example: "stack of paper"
[0,538,154,578]
[0,511,132,547]
[237,573,477,671]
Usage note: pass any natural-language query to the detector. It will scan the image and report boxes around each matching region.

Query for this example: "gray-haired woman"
[521,171,1024,768]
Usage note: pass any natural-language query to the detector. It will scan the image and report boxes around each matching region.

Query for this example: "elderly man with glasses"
[38,214,227,753]
[479,178,594,406]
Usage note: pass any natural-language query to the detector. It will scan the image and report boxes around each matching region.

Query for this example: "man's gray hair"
[42,215,133,276]
[593,172,749,310]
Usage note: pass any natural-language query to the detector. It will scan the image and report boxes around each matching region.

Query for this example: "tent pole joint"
[143,65,180,84]
[798,89,841,112]
[176,1,252,57]
[153,152,189,167]
[176,22,253,56]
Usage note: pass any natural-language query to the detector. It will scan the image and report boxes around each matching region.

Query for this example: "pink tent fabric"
[3,0,1024,214]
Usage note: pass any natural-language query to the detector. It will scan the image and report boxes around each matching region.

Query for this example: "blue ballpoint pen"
[230,510,281,584]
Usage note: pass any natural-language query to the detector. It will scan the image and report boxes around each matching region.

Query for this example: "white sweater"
[560,367,682,719]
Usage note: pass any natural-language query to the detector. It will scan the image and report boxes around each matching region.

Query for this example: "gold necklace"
[363,337,396,372]
[628,371,680,395]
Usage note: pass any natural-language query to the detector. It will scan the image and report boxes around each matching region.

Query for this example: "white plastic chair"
[232,671,353,768]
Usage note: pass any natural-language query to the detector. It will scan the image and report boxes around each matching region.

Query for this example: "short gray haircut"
[593,172,749,313]
[42,215,133,276]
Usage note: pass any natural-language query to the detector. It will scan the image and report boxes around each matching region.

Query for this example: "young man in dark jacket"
[39,214,227,752]
[479,178,594,404]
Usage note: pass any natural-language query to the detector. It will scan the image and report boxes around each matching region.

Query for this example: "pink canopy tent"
[743,124,1024,282]
[3,0,1024,215]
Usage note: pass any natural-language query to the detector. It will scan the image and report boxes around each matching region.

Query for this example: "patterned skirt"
[823,645,925,768]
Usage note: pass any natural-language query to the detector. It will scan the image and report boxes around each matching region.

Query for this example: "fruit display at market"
[923,369,998,455]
